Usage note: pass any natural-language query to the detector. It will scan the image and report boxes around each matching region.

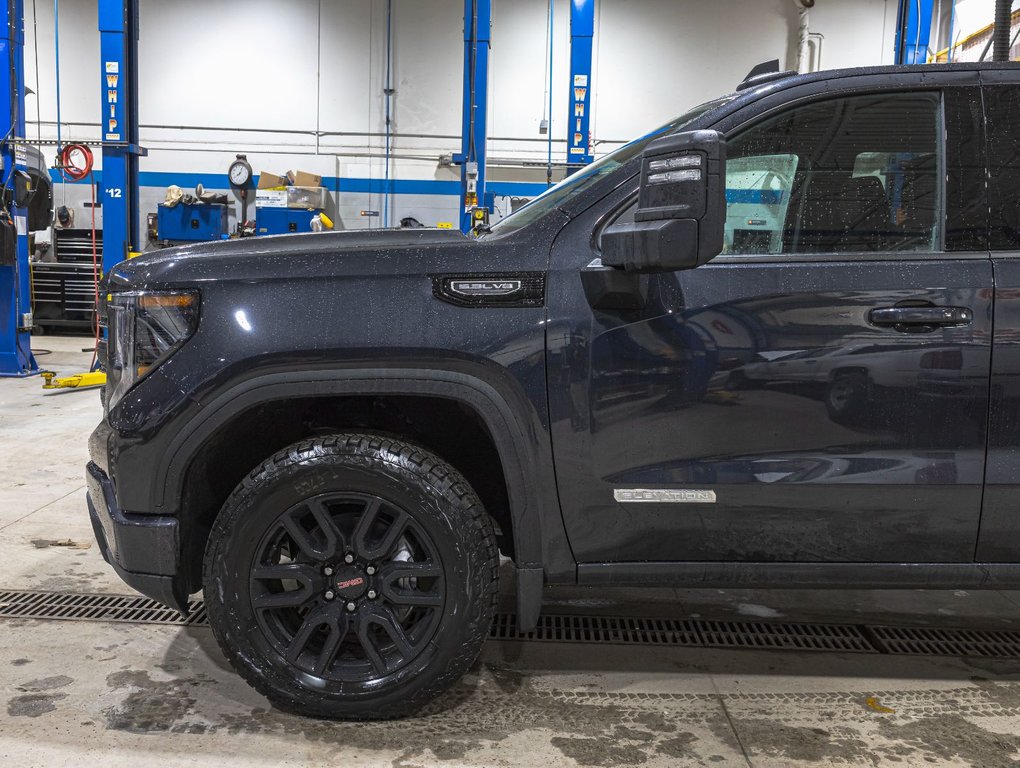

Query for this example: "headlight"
[106,290,199,410]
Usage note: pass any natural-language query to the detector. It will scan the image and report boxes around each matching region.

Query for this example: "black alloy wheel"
[250,491,444,683]
[204,434,499,719]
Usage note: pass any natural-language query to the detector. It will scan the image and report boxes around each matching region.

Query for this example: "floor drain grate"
[697,619,875,653]
[4,589,1020,658]
[0,590,205,626]
[869,625,1020,657]
[492,613,701,645]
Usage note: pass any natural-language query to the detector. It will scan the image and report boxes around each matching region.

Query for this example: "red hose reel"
[57,143,94,182]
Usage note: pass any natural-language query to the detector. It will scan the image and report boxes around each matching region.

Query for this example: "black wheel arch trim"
[156,367,576,631]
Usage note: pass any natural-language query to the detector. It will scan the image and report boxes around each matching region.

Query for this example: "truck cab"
[87,62,1020,719]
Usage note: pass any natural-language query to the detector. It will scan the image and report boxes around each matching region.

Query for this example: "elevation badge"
[614,489,717,503]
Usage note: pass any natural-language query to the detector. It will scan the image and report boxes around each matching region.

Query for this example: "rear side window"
[944,87,986,251]
[985,85,1020,251]
[722,93,943,255]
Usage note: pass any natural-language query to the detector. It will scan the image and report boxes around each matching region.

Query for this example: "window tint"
[985,85,1020,251]
[722,93,943,255]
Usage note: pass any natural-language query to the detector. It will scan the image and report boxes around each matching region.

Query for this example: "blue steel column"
[566,0,594,165]
[456,0,490,233]
[98,0,143,270]
[895,0,935,64]
[0,0,37,376]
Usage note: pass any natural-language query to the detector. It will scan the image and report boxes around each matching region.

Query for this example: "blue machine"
[256,208,320,236]
[0,0,38,376]
[157,203,228,242]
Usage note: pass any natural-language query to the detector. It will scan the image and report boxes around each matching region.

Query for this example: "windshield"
[487,95,734,234]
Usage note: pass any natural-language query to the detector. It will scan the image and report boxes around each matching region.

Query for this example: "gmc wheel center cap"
[334,567,368,599]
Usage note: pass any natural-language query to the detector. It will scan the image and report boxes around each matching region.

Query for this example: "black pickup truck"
[87,62,1020,719]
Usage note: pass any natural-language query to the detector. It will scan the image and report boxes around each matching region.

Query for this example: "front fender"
[157,366,574,630]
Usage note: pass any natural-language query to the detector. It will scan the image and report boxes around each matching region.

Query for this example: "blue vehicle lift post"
[894,0,936,64]
[566,0,595,166]
[98,0,144,271]
[0,0,38,376]
[455,0,490,233]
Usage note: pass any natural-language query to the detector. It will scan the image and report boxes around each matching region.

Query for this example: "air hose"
[57,143,93,182]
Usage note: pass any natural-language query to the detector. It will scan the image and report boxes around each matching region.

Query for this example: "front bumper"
[85,461,190,613]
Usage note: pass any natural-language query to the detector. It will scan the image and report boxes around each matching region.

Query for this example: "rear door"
[547,84,993,565]
[978,76,1020,562]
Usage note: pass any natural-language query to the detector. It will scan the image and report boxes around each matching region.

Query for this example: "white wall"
[22,0,897,234]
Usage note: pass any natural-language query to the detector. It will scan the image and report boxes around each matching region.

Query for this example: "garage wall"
[24,0,897,233]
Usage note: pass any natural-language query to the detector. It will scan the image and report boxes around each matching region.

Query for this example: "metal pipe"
[807,31,824,71]
[794,0,811,73]
[993,0,1012,61]
[52,0,60,150]
[28,120,615,144]
[546,0,553,186]
[383,0,393,227]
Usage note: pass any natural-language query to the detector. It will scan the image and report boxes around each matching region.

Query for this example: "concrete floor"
[4,336,1020,767]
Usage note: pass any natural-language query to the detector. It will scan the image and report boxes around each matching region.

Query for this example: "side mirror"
[601,129,726,272]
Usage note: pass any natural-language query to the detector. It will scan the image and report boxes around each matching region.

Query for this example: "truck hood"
[107,227,477,289]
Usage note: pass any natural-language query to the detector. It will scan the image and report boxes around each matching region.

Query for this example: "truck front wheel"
[203,433,500,719]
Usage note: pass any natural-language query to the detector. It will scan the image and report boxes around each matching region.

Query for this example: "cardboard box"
[255,189,288,208]
[257,172,287,190]
[287,170,323,187]
[287,186,328,210]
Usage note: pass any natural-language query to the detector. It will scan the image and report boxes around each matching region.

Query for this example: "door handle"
[868,305,973,329]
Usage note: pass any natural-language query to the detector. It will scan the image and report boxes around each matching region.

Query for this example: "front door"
[548,86,992,565]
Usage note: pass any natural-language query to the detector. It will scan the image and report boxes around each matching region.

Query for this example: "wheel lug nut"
[324,591,335,600]
[323,566,333,576]
[344,553,355,564]
[366,566,376,575]
[367,589,377,599]
[346,602,356,612]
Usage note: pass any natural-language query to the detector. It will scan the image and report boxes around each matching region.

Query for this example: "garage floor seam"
[712,678,756,768]
[0,485,86,531]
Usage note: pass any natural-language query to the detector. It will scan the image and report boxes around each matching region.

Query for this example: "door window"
[723,93,943,255]
[985,85,1020,251]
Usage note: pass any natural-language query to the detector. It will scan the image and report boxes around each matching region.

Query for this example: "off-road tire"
[203,433,500,719]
